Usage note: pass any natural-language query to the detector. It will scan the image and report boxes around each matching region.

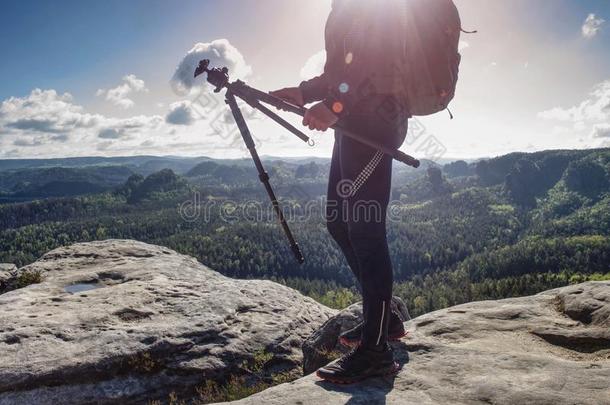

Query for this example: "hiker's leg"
[338,104,408,349]
[326,134,362,286]
[342,147,393,348]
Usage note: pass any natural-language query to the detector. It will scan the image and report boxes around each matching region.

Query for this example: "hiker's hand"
[269,87,304,108]
[303,102,338,132]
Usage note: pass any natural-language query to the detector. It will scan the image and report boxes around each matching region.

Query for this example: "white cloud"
[539,80,610,146]
[0,87,268,158]
[582,13,605,39]
[98,128,124,140]
[300,50,326,80]
[592,124,610,138]
[14,137,44,147]
[13,133,69,147]
[538,80,610,123]
[170,39,252,96]
[1,89,101,135]
[166,101,196,126]
[0,88,166,156]
[96,74,148,109]
[6,118,65,133]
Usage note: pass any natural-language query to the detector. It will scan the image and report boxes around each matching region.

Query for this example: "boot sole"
[339,330,408,347]
[316,362,401,385]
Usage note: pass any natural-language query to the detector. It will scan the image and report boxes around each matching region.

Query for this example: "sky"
[0,0,609,161]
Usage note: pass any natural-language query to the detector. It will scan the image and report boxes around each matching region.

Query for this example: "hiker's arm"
[299,74,329,105]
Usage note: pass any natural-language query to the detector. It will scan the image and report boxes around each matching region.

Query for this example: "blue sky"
[0,0,609,159]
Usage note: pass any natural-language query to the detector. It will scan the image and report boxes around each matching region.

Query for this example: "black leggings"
[326,100,408,348]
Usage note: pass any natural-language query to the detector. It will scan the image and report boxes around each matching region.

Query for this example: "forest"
[1,148,609,316]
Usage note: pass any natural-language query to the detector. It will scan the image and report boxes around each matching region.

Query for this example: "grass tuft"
[16,270,43,288]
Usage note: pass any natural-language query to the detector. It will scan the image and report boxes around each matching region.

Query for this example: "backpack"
[398,0,464,117]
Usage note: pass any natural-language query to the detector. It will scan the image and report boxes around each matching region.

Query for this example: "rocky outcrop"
[223,282,610,405]
[3,241,610,405]
[0,240,335,405]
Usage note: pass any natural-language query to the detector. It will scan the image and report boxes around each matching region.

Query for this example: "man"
[271,0,410,384]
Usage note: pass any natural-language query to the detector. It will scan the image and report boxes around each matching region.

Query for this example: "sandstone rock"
[222,281,610,405]
[0,263,40,294]
[0,263,17,290]
[302,296,411,375]
[0,240,335,405]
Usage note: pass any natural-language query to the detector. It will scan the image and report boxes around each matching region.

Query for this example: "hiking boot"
[339,311,407,347]
[316,344,400,384]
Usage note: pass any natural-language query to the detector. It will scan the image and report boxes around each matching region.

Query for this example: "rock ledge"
[223,281,610,405]
[0,240,335,405]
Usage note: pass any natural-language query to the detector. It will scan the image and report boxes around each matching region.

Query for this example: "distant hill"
[117,169,191,204]
[0,166,135,199]
[186,161,256,184]
[2,149,608,205]
[0,156,210,175]
[0,156,209,202]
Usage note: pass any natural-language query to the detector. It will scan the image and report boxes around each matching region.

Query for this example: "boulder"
[222,281,610,405]
[0,240,335,405]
